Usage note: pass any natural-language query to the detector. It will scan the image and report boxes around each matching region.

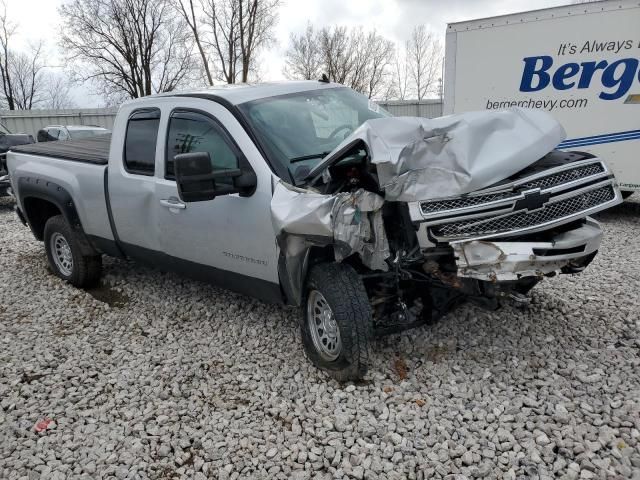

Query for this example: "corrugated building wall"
[0,101,443,138]
[0,108,118,138]
[377,100,443,118]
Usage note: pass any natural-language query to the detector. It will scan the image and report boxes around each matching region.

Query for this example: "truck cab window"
[124,109,160,175]
[166,110,239,181]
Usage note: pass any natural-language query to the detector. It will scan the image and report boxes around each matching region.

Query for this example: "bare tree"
[284,25,395,99]
[173,0,213,85]
[283,23,321,80]
[407,25,442,100]
[60,0,196,101]
[358,30,394,99]
[9,42,46,109]
[202,0,240,83]
[0,0,17,109]
[0,3,50,110]
[318,26,354,85]
[42,73,76,109]
[201,0,279,84]
[237,0,278,82]
[393,41,410,100]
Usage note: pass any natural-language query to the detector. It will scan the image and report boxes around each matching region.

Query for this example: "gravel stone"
[1,197,639,480]
[461,451,474,466]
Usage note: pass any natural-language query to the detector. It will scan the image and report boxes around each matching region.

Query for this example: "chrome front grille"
[519,162,605,190]
[420,161,606,215]
[420,191,517,213]
[417,158,621,241]
[432,185,615,239]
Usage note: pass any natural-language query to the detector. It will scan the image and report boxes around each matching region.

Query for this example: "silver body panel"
[109,96,279,283]
[7,152,113,240]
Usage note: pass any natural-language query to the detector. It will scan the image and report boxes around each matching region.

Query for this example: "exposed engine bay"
[271,108,622,335]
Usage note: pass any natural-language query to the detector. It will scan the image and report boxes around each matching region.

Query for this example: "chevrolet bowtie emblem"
[514,190,551,212]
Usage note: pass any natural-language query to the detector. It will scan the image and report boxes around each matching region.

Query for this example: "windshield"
[70,129,109,140]
[238,87,390,180]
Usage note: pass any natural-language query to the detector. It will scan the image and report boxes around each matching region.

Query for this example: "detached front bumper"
[452,217,602,282]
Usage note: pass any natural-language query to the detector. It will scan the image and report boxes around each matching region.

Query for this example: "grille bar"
[519,162,604,190]
[432,185,615,239]
[420,191,516,213]
[420,161,606,216]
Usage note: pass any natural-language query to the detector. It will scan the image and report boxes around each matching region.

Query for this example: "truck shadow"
[0,196,14,212]
[84,283,130,308]
[369,275,633,384]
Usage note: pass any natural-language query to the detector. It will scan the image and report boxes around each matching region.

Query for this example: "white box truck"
[444,0,640,197]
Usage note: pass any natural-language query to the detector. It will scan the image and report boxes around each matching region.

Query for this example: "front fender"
[277,234,335,306]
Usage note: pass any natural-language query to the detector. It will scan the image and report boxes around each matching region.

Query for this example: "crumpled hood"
[273,108,567,274]
[308,107,566,202]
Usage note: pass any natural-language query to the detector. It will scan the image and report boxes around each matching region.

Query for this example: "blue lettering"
[552,63,580,90]
[599,58,639,100]
[520,56,552,92]
[577,61,608,88]
[519,56,640,100]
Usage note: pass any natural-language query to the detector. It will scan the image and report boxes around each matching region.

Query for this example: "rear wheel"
[301,263,372,382]
[44,215,102,287]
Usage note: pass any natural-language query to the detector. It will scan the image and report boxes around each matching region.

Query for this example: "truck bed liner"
[11,134,111,165]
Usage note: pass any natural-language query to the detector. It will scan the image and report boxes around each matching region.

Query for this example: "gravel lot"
[1,195,639,480]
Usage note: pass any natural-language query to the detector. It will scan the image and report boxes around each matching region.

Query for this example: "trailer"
[444,0,640,196]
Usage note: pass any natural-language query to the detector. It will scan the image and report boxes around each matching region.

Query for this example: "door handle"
[160,198,186,210]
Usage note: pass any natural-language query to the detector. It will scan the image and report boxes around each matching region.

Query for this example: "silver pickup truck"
[7,81,622,380]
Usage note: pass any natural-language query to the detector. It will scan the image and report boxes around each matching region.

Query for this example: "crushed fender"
[271,181,390,271]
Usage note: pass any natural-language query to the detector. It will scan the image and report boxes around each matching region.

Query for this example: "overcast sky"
[9,0,573,107]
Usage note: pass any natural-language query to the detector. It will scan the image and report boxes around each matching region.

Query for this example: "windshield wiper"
[289,151,332,164]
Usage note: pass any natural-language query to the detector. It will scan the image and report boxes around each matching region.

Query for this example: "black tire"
[301,263,372,382]
[43,215,102,288]
[621,191,634,200]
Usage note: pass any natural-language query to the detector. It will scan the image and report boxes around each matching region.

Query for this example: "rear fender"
[18,176,96,256]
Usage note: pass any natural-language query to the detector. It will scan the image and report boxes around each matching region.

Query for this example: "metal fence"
[377,100,443,118]
[0,100,443,138]
[0,108,118,138]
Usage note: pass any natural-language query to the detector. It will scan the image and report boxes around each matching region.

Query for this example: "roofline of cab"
[166,92,293,183]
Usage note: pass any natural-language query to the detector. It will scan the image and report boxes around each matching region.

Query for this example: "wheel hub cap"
[307,290,342,361]
[51,232,73,276]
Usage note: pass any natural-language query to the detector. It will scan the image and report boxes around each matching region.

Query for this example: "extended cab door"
[108,107,164,254]
[153,99,280,299]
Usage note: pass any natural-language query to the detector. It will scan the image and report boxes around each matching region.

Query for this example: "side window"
[165,110,240,180]
[48,128,60,140]
[124,108,160,175]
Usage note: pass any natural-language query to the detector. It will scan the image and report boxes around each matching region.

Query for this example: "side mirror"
[174,152,257,202]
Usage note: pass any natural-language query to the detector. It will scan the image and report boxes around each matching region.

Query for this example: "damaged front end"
[271,107,622,335]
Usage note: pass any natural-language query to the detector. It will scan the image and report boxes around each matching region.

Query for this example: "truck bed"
[11,134,111,165]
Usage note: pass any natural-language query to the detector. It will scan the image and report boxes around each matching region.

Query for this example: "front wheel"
[44,215,102,287]
[301,263,372,382]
